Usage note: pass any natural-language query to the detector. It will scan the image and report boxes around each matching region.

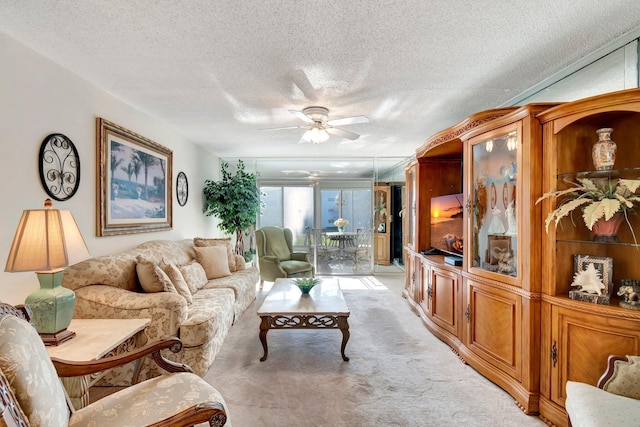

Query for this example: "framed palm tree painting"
[96,118,173,236]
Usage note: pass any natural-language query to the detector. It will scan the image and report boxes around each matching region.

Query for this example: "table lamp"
[4,199,90,345]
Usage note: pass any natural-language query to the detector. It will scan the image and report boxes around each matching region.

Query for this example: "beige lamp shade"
[5,200,90,273]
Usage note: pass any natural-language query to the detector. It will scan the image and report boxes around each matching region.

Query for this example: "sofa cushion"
[180,288,235,347]
[602,355,640,399]
[163,262,193,304]
[281,259,314,275]
[194,246,232,280]
[194,237,236,272]
[179,261,209,294]
[136,256,176,293]
[70,372,229,427]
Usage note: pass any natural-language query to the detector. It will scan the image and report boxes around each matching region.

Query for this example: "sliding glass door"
[259,186,314,248]
[259,182,374,276]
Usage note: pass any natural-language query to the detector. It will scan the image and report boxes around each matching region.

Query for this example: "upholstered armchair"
[255,226,314,286]
[0,303,228,427]
[565,354,640,427]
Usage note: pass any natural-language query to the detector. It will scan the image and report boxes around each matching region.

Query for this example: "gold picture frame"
[96,118,172,236]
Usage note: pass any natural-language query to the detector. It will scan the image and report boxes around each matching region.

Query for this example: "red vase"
[591,212,624,243]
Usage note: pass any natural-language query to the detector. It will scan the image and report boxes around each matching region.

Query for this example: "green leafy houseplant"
[536,177,640,243]
[203,160,262,256]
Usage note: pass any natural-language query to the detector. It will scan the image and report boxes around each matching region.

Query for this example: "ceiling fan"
[262,106,369,144]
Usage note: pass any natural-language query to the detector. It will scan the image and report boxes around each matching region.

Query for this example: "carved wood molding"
[416,108,516,158]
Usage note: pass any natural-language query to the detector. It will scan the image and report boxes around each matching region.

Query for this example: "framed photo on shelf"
[96,118,173,236]
[570,254,614,304]
[573,254,613,290]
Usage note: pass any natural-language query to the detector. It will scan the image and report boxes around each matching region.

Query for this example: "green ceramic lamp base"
[25,269,76,345]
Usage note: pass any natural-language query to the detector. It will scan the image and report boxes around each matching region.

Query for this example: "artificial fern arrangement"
[536,177,640,243]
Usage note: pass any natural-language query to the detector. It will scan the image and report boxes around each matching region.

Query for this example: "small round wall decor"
[176,171,188,206]
[39,133,80,201]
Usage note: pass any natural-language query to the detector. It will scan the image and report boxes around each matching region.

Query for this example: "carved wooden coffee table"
[257,278,350,361]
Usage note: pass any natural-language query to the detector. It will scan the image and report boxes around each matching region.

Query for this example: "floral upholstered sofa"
[62,238,259,383]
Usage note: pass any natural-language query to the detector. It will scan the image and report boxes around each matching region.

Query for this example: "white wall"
[0,33,222,304]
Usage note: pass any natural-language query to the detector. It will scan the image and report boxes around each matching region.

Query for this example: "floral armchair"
[0,303,228,427]
[255,226,314,286]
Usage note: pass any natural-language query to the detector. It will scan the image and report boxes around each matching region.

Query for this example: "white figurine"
[487,206,506,234]
[505,201,517,236]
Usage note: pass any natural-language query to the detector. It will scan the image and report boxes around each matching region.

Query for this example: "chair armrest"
[74,285,188,339]
[261,255,280,265]
[291,252,310,262]
[147,402,227,427]
[52,337,192,377]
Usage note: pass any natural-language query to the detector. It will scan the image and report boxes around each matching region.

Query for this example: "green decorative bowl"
[294,277,322,294]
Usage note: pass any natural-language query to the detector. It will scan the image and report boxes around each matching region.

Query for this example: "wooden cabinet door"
[465,278,521,380]
[420,260,431,315]
[405,252,422,303]
[374,233,390,265]
[430,266,459,336]
[549,304,640,406]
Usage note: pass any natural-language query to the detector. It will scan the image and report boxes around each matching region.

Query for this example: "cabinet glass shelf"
[558,166,640,180]
[556,239,640,247]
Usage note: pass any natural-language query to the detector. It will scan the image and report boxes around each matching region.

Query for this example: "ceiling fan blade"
[326,115,369,126]
[297,134,309,144]
[259,125,306,131]
[288,110,314,123]
[327,127,360,140]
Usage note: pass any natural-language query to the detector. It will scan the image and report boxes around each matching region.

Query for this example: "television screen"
[430,193,464,255]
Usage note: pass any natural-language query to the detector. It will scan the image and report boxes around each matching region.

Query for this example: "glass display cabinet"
[468,126,519,281]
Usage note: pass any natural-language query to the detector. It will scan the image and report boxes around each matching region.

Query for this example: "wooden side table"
[46,318,150,409]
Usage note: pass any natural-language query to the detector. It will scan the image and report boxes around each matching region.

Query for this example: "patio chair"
[344,228,373,270]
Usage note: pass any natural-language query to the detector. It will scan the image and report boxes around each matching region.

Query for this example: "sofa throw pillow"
[194,246,232,280]
[163,262,193,305]
[194,237,236,272]
[136,256,176,293]
[179,261,209,294]
[603,355,640,399]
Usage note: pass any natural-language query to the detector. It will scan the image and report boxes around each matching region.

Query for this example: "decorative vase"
[592,128,617,171]
[591,212,624,243]
[337,226,344,232]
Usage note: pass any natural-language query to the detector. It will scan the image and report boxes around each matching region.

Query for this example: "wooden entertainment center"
[403,88,640,426]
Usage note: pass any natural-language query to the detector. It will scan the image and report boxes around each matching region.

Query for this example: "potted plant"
[203,160,262,256]
[536,176,640,243]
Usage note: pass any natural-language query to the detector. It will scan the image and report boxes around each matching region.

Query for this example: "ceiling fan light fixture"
[303,125,330,144]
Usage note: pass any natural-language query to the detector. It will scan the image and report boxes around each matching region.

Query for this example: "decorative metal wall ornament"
[176,171,188,206]
[38,133,80,201]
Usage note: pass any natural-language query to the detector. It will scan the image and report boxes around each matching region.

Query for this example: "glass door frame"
[464,122,521,286]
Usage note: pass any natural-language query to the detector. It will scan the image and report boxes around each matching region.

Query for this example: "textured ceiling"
[2,1,640,174]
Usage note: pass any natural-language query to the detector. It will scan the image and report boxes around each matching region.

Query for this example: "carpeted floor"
[204,271,547,427]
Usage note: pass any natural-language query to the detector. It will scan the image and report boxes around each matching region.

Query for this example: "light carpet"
[204,272,546,427]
